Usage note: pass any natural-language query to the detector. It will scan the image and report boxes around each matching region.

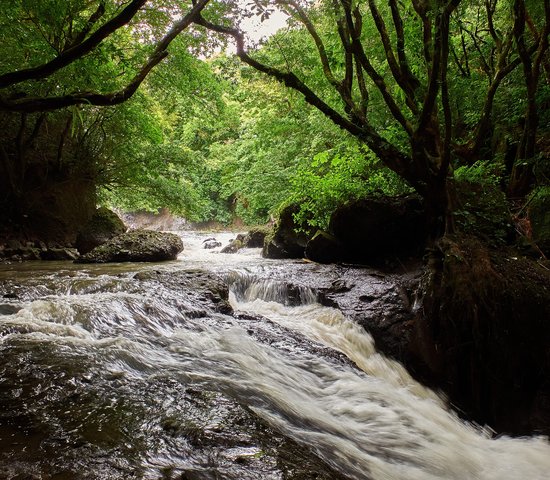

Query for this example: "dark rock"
[1,246,41,261]
[243,227,271,248]
[410,236,550,436]
[329,195,427,264]
[75,207,127,255]
[305,231,345,264]
[529,190,550,256]
[76,230,183,263]
[203,239,222,249]
[221,234,245,254]
[0,304,22,315]
[40,248,79,261]
[263,205,309,259]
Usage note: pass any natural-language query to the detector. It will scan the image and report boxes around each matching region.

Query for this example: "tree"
[0,0,216,240]
[193,0,550,236]
[0,0,211,112]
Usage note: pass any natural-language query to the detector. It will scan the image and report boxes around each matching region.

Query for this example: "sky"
[238,2,289,43]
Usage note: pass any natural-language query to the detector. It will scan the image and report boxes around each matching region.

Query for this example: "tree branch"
[0,0,210,112]
[0,0,148,89]
[341,2,412,135]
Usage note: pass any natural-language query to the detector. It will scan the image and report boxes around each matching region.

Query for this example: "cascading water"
[0,232,549,480]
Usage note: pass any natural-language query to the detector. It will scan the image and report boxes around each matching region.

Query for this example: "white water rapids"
[0,231,549,479]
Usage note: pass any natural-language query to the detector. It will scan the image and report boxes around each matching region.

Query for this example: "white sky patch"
[240,7,289,43]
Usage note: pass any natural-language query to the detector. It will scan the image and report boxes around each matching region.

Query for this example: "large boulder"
[262,205,309,259]
[328,195,427,264]
[243,226,271,248]
[75,207,127,254]
[76,230,183,263]
[305,231,345,264]
[410,235,550,435]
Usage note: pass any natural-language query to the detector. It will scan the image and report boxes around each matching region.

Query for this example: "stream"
[0,232,549,480]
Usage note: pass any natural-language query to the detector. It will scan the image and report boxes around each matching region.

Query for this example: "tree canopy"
[0,0,548,236]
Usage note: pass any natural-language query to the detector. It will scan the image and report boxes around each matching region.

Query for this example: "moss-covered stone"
[262,205,309,259]
[243,226,272,248]
[76,229,183,263]
[75,207,127,254]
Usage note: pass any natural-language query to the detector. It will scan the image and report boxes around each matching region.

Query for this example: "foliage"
[0,0,548,239]
[290,145,411,230]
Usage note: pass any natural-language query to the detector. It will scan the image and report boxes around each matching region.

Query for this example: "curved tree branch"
[0,0,150,89]
[0,0,210,112]
[192,10,421,192]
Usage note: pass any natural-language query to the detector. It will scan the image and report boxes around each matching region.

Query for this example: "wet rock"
[0,245,41,261]
[76,230,183,263]
[75,207,127,255]
[328,195,427,264]
[203,237,222,249]
[0,304,22,315]
[305,230,345,264]
[263,205,309,259]
[410,235,550,436]
[40,248,79,261]
[243,227,271,248]
[221,234,245,254]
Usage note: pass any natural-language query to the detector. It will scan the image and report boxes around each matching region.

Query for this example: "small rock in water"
[0,304,22,315]
[203,238,222,249]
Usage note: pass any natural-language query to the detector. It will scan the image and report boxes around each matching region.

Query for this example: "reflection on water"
[0,231,549,479]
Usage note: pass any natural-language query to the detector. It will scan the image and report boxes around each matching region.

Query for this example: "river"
[0,232,549,479]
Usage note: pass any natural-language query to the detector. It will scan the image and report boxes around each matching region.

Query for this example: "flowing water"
[0,232,549,480]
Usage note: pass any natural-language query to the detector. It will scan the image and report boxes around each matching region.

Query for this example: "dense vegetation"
[0,0,548,240]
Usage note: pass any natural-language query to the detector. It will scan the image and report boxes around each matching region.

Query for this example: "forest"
[0,0,547,239]
[1,1,550,477]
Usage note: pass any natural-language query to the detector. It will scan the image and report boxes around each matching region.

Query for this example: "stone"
[221,234,245,254]
[262,205,309,259]
[0,304,22,315]
[76,230,183,263]
[40,248,79,261]
[305,231,345,264]
[203,238,222,249]
[328,195,427,264]
[75,207,127,255]
[243,227,271,248]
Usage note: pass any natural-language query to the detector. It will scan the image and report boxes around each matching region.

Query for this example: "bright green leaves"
[290,144,411,230]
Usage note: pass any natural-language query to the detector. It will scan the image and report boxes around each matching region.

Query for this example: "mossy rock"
[328,195,427,263]
[75,207,127,254]
[243,226,272,248]
[262,205,309,259]
[76,229,183,263]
